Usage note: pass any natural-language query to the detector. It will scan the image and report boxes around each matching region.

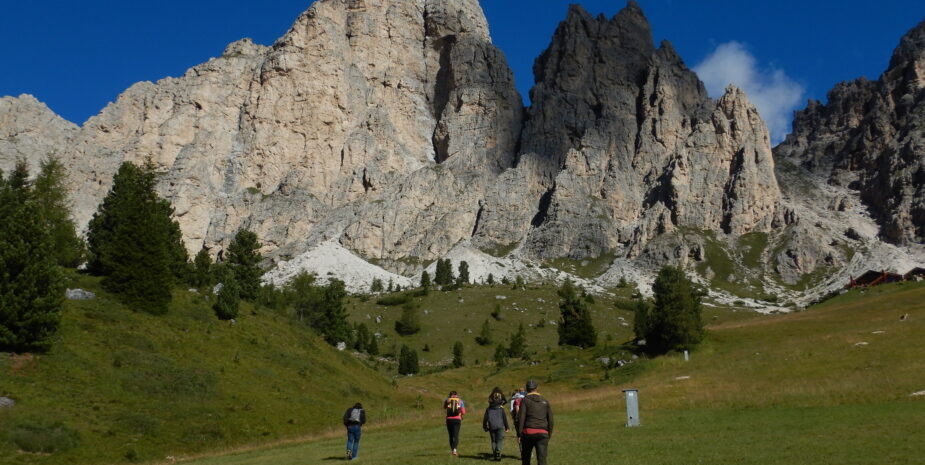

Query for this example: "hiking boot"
[493,450,500,461]
[346,450,352,460]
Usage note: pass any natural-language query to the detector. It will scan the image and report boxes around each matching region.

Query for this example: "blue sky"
[2,0,923,140]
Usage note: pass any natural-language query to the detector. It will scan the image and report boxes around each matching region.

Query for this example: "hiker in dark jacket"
[516,380,553,465]
[343,402,366,460]
[488,386,507,407]
[483,398,510,461]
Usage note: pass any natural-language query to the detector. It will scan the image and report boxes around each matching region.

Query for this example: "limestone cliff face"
[1,0,786,279]
[775,18,925,244]
[0,0,523,262]
[474,3,781,260]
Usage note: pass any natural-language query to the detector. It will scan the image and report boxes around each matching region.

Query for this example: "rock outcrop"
[775,18,925,244]
[475,3,781,261]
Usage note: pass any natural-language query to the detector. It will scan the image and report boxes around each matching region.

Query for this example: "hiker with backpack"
[343,402,366,460]
[516,380,553,465]
[444,391,466,456]
[483,388,510,461]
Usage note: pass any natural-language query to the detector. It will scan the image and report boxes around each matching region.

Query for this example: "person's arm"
[361,409,367,426]
[343,409,350,427]
[547,402,553,438]
[516,401,525,437]
[483,408,490,431]
[460,400,466,416]
[503,408,510,431]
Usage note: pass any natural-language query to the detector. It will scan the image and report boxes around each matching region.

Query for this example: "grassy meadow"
[177,281,925,465]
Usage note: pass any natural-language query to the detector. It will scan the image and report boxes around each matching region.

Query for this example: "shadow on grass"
[459,452,520,461]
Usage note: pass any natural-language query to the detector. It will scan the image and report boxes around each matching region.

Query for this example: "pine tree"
[434,259,455,286]
[646,266,705,353]
[288,271,317,322]
[452,341,465,368]
[457,261,470,285]
[0,165,65,352]
[32,157,84,267]
[493,344,508,367]
[632,297,650,344]
[315,279,350,345]
[190,247,213,288]
[225,228,263,301]
[487,273,495,285]
[387,278,393,292]
[398,344,419,375]
[557,280,598,348]
[508,322,526,359]
[394,302,421,335]
[86,161,186,314]
[213,278,240,320]
[367,334,380,356]
[355,323,371,352]
[420,270,431,289]
[370,278,384,293]
[475,319,492,345]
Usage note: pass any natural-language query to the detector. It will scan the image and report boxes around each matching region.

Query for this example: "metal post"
[623,389,640,427]
[684,350,689,361]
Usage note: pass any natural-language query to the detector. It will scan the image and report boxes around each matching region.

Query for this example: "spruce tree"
[86,161,185,314]
[452,341,465,368]
[398,344,419,375]
[646,266,705,353]
[190,247,213,288]
[457,261,470,285]
[487,273,495,285]
[0,166,65,352]
[632,297,650,344]
[367,334,380,356]
[493,344,508,367]
[395,302,421,335]
[225,228,263,301]
[213,279,240,320]
[508,322,526,359]
[420,270,431,289]
[370,278,384,293]
[315,279,350,345]
[32,157,84,267]
[557,280,598,348]
[355,323,371,352]
[475,319,492,345]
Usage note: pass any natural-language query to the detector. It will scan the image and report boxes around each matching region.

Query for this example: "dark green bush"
[10,420,80,454]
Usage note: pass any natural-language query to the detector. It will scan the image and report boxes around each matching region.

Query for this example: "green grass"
[0,271,418,465]
[348,285,637,367]
[544,252,616,280]
[177,280,925,465]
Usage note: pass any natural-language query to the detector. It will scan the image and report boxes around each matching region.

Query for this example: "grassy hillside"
[178,281,925,465]
[0,271,419,465]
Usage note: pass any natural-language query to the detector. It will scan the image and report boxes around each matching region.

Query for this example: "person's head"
[525,379,538,392]
[491,387,503,396]
[449,390,458,397]
[354,402,363,409]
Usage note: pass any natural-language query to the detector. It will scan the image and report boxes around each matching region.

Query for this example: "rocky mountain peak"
[888,18,925,70]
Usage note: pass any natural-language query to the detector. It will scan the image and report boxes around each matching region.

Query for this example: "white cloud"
[694,41,804,144]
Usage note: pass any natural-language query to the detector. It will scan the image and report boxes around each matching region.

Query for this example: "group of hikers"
[342,379,553,464]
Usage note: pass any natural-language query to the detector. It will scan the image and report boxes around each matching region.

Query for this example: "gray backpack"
[349,408,362,423]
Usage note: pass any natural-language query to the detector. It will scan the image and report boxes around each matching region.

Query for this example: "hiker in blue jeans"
[343,402,367,460]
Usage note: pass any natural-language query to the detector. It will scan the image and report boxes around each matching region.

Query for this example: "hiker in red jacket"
[516,380,553,465]
[444,391,466,456]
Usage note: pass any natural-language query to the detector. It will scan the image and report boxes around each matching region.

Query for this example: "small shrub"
[10,420,80,454]
[376,294,411,306]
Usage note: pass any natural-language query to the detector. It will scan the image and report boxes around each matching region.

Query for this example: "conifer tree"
[32,157,84,267]
[370,278,384,293]
[457,261,469,285]
[632,297,650,344]
[475,319,492,345]
[225,228,263,301]
[355,323,371,352]
[398,344,419,375]
[508,322,527,359]
[367,333,380,356]
[395,302,421,335]
[557,280,598,348]
[0,164,65,352]
[314,279,350,345]
[86,161,185,314]
[213,278,240,320]
[493,344,508,367]
[190,247,214,288]
[645,266,705,353]
[452,341,465,368]
[487,273,495,285]
[420,270,431,289]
